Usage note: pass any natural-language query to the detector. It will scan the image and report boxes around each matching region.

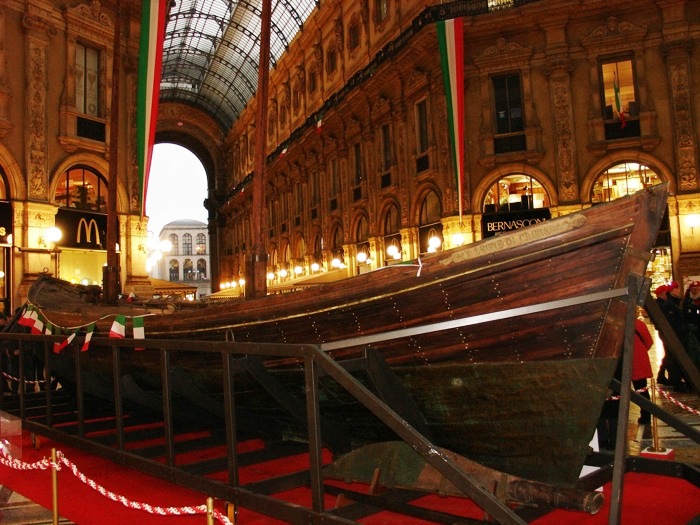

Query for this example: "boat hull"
[22,184,669,488]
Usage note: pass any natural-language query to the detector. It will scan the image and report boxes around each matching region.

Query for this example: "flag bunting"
[437,17,465,219]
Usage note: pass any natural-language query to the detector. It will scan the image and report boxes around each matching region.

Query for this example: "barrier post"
[206,497,214,525]
[51,448,58,525]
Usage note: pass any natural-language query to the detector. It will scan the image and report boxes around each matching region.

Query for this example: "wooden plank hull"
[24,184,669,488]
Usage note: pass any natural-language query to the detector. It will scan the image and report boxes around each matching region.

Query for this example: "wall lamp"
[39,226,62,250]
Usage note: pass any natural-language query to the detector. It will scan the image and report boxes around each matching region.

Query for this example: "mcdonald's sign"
[77,217,101,246]
[55,209,112,249]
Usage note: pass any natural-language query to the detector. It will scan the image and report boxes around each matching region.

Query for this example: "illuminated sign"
[55,209,111,249]
[482,208,551,238]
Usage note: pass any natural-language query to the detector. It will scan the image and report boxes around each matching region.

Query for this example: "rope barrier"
[0,442,233,525]
[2,371,49,386]
[606,385,699,416]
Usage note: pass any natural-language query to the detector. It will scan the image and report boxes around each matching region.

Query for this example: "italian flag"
[54,332,76,354]
[136,0,168,217]
[110,315,127,338]
[133,316,146,351]
[437,18,465,218]
[18,305,35,327]
[81,323,96,352]
[613,72,626,129]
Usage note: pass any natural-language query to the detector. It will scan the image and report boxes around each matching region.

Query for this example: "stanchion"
[206,497,214,525]
[51,448,58,525]
[225,501,236,523]
[641,379,675,460]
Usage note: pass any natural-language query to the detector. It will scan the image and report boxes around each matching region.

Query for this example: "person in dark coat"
[661,281,689,392]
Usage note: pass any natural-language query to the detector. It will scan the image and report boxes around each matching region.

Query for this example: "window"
[592,163,661,203]
[183,259,193,280]
[416,100,429,155]
[169,234,179,255]
[54,166,107,212]
[197,259,207,279]
[492,73,525,153]
[308,68,317,94]
[375,0,389,24]
[196,233,206,254]
[415,100,430,173]
[419,192,443,254]
[600,57,640,140]
[353,143,363,186]
[62,3,113,149]
[169,259,179,281]
[75,43,101,117]
[380,124,392,172]
[182,233,192,255]
[329,158,340,197]
[348,20,361,51]
[326,46,337,75]
[483,175,550,213]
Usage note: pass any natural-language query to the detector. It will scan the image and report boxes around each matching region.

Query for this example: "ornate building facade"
[0,0,698,314]
[215,0,700,294]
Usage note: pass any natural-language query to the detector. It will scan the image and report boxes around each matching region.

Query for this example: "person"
[632,318,654,424]
[682,280,700,376]
[654,284,671,385]
[661,281,689,392]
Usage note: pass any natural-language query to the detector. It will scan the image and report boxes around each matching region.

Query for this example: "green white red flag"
[81,323,96,352]
[613,72,626,129]
[133,316,145,350]
[136,0,168,217]
[54,332,76,354]
[109,315,127,338]
[18,305,35,327]
[437,18,465,218]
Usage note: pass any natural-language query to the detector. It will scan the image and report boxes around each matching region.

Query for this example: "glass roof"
[161,0,318,131]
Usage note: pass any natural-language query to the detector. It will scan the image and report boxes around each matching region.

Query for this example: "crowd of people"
[596,279,699,450]
[654,279,700,393]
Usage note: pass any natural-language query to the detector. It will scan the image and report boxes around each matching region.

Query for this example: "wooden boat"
[20,183,668,491]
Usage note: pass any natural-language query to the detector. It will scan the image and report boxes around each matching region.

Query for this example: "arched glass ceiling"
[160,0,318,131]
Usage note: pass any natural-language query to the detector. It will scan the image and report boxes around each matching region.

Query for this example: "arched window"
[591,162,661,203]
[169,259,179,281]
[183,259,193,281]
[483,174,550,213]
[197,258,207,279]
[196,233,206,254]
[169,234,179,255]
[54,166,108,212]
[182,233,192,255]
[383,205,401,264]
[419,191,443,254]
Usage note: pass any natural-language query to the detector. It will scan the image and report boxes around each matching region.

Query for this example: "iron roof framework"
[160,0,319,131]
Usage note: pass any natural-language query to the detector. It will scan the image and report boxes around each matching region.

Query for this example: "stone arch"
[0,143,26,200]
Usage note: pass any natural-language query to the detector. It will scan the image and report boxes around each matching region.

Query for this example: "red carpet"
[1,431,698,524]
